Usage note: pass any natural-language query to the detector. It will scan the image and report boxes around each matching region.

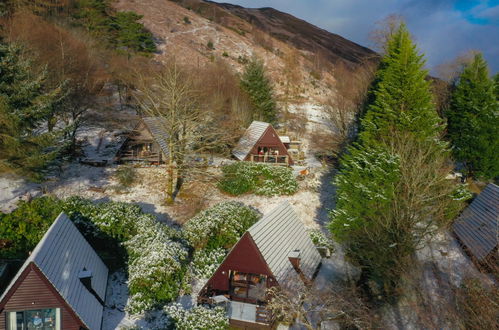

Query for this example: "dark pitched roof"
[142,116,169,156]
[248,202,322,283]
[452,183,499,261]
[232,121,270,160]
[0,213,108,330]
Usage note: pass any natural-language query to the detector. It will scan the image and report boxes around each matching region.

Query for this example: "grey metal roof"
[452,183,498,261]
[142,116,169,156]
[232,121,270,160]
[0,213,108,330]
[248,202,322,284]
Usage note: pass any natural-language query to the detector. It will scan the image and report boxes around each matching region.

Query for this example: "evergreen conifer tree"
[446,53,499,179]
[329,24,463,295]
[0,41,64,179]
[361,24,441,145]
[240,57,277,124]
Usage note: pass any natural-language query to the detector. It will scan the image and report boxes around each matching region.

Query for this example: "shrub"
[207,40,214,50]
[455,278,499,329]
[183,201,259,250]
[183,16,191,24]
[63,196,141,241]
[191,248,226,279]
[308,229,334,251]
[218,162,298,196]
[125,218,189,314]
[165,304,228,330]
[115,165,136,188]
[0,196,63,258]
[222,51,229,57]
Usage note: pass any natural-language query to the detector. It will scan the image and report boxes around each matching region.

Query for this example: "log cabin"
[199,202,321,328]
[115,117,169,164]
[0,213,108,330]
[452,183,498,267]
[232,121,294,166]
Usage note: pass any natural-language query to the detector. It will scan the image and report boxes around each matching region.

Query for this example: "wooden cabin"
[0,213,108,330]
[199,202,322,328]
[232,121,294,166]
[452,183,498,267]
[115,117,169,164]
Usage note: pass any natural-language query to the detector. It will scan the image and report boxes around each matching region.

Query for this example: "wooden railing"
[255,305,273,324]
[250,154,289,165]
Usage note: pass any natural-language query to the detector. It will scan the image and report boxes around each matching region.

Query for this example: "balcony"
[249,154,290,165]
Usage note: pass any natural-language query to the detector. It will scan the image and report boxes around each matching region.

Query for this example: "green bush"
[115,165,137,188]
[0,197,63,258]
[125,217,189,314]
[308,229,334,251]
[218,162,298,196]
[207,40,214,50]
[222,51,229,57]
[165,304,228,330]
[183,16,191,24]
[183,201,259,250]
[191,248,226,279]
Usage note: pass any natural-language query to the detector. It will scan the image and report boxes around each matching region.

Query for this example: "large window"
[229,271,267,302]
[7,308,61,330]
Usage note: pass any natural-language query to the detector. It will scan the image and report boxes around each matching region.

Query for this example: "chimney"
[288,249,301,273]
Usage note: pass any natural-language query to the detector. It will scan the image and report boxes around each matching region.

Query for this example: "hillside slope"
[208,1,378,67]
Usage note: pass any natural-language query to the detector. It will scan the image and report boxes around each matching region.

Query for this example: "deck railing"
[250,154,289,165]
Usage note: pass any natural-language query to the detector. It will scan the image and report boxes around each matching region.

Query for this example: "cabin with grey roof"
[199,201,321,328]
[452,183,498,264]
[0,213,108,330]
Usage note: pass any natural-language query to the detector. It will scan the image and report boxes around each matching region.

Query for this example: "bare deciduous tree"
[369,14,405,54]
[320,61,376,155]
[266,280,377,329]
[134,60,231,204]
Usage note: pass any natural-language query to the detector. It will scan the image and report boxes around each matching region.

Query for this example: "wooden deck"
[249,154,289,165]
[228,301,273,329]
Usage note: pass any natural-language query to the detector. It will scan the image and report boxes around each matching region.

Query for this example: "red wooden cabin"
[232,121,294,165]
[0,213,108,330]
[199,202,321,328]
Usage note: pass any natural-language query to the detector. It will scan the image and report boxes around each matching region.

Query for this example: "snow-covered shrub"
[125,219,189,314]
[308,229,334,251]
[218,162,298,196]
[62,196,141,241]
[183,201,259,250]
[191,248,226,279]
[164,303,228,330]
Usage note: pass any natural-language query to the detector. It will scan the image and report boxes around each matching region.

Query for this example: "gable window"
[7,308,61,330]
[229,271,267,302]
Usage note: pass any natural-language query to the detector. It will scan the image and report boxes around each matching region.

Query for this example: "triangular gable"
[0,262,86,329]
[232,121,269,161]
[202,232,276,294]
[0,213,108,330]
[232,121,293,164]
[246,125,294,165]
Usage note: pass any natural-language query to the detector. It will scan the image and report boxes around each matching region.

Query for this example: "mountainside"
[114,0,377,105]
[208,1,378,67]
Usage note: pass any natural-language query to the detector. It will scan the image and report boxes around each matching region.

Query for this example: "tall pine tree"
[361,24,441,145]
[446,53,499,180]
[0,41,65,179]
[240,57,277,124]
[329,24,464,296]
